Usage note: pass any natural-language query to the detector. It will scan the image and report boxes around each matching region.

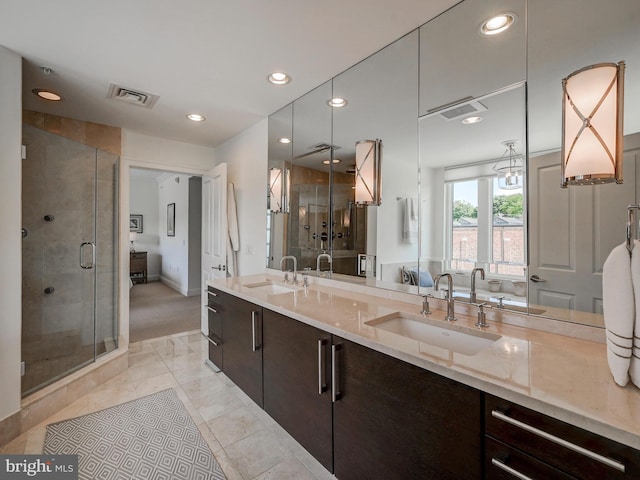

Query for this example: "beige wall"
[0,46,23,426]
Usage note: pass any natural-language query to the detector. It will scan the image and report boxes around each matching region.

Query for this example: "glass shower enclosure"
[21,124,119,396]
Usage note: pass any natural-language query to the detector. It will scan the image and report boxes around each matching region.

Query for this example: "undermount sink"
[243,280,302,295]
[365,312,501,356]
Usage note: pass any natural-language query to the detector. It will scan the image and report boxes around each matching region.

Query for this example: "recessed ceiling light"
[461,116,483,125]
[187,114,206,122]
[32,89,62,101]
[479,13,517,36]
[322,159,341,165]
[327,97,348,108]
[277,137,292,144]
[268,72,291,85]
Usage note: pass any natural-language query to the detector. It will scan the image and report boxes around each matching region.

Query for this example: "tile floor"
[1,331,335,480]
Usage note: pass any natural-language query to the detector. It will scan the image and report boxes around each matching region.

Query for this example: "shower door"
[22,125,118,396]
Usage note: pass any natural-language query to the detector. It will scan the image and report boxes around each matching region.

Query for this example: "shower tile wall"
[23,110,121,156]
[287,165,367,275]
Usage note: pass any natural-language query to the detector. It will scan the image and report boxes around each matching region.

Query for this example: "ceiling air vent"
[426,96,488,121]
[107,83,160,109]
[310,143,333,152]
[293,143,341,161]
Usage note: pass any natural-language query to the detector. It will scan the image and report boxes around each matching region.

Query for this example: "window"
[490,178,524,276]
[447,176,524,277]
[450,180,478,271]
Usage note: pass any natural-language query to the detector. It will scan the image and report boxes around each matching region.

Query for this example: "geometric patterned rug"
[43,388,226,480]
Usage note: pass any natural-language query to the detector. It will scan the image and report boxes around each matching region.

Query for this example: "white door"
[528,151,636,314]
[201,162,228,333]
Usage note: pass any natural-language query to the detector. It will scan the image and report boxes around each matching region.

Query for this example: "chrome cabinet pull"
[201,332,222,346]
[206,305,218,314]
[251,311,260,352]
[79,241,95,269]
[529,275,546,283]
[492,410,625,473]
[208,290,218,297]
[491,458,533,480]
[318,339,327,394]
[331,344,342,402]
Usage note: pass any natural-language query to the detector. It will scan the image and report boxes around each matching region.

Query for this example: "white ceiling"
[0,0,459,148]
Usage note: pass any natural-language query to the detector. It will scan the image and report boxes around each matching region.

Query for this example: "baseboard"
[160,276,185,295]
[159,277,201,297]
[187,287,201,297]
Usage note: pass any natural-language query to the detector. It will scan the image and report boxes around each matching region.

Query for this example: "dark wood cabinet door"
[220,293,263,407]
[333,336,482,480]
[262,309,333,472]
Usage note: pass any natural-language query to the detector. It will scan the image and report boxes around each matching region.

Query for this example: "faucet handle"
[494,296,505,308]
[475,302,488,328]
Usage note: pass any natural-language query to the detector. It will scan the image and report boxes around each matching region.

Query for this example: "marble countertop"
[209,273,640,450]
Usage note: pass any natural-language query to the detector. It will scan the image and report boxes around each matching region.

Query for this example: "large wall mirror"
[267,0,640,330]
[418,0,527,310]
[526,0,640,327]
[267,32,420,291]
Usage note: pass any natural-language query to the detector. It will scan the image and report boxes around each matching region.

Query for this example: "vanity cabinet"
[209,286,640,480]
[210,288,263,407]
[262,309,333,471]
[206,287,223,370]
[332,336,482,480]
[485,394,640,479]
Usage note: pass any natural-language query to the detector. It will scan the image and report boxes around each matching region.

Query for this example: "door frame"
[120,161,212,349]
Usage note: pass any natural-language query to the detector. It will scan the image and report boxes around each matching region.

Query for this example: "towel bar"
[626,204,640,254]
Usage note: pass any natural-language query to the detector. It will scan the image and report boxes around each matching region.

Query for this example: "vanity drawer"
[486,394,639,479]
[207,287,231,311]
[206,287,224,368]
[486,437,577,480]
[207,288,223,338]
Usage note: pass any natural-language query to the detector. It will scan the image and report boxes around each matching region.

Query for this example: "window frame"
[445,174,525,280]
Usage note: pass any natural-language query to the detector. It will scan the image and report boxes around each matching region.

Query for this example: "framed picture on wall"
[167,203,175,236]
[130,214,143,233]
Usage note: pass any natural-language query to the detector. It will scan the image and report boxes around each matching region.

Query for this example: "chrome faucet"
[434,273,456,321]
[316,253,332,278]
[280,255,298,284]
[470,267,485,304]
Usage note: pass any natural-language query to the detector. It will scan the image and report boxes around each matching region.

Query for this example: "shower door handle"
[80,242,96,269]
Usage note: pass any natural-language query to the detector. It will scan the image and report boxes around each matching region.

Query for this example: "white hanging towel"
[630,240,640,387]
[402,197,418,244]
[602,242,634,387]
[227,183,240,276]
